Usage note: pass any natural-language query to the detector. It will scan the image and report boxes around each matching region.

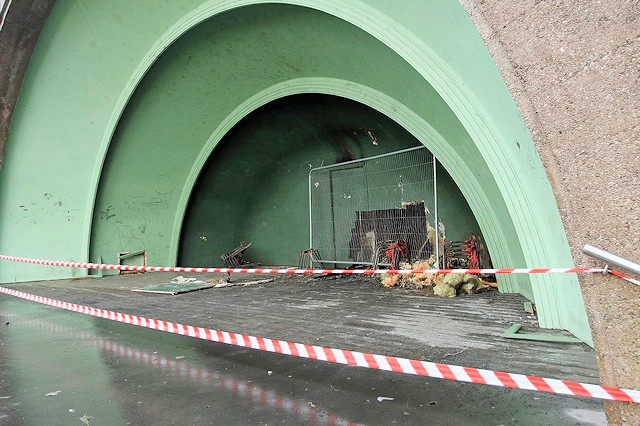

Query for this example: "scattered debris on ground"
[379,257,494,297]
[210,278,274,288]
[132,276,214,295]
[381,258,439,289]
[79,414,95,425]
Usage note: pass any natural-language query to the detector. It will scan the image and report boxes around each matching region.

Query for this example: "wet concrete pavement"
[0,273,606,425]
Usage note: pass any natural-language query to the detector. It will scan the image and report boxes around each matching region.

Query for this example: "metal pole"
[308,170,313,249]
[309,145,424,172]
[433,156,439,268]
[329,170,337,265]
[583,244,640,276]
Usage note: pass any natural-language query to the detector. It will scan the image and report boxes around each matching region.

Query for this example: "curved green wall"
[177,94,482,267]
[0,1,591,344]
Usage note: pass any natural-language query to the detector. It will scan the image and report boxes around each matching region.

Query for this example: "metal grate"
[309,146,439,267]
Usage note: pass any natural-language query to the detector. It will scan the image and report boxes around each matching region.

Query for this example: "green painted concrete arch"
[85,0,531,271]
[93,3,511,272]
[0,1,591,344]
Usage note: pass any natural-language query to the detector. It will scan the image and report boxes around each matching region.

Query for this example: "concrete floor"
[1,273,606,425]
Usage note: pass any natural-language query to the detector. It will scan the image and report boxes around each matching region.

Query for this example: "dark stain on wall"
[0,0,55,172]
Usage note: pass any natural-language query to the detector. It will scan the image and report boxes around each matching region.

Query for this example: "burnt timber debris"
[348,202,432,267]
[343,201,494,296]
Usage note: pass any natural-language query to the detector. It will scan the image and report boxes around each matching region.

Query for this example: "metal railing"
[583,244,640,286]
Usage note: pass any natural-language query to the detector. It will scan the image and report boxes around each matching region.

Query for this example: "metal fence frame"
[308,146,439,267]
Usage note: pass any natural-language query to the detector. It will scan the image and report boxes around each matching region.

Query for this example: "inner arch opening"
[178,94,483,268]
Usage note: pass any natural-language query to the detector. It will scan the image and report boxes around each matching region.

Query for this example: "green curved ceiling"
[0,1,591,344]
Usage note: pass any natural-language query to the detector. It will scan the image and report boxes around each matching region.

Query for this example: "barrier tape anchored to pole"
[0,285,638,404]
[0,254,607,276]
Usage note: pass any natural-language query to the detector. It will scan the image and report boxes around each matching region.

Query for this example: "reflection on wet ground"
[0,296,605,425]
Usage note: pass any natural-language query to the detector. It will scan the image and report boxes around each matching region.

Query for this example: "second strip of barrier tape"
[1,285,638,404]
[0,254,607,276]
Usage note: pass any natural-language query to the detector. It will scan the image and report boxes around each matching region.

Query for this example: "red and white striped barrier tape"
[1,285,638,403]
[0,254,606,276]
[606,268,640,286]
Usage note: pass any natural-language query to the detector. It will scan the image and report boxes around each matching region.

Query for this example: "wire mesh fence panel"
[309,146,436,267]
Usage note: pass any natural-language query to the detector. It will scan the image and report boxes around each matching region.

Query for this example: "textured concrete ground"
[1,273,605,424]
[3,273,600,382]
[463,1,640,423]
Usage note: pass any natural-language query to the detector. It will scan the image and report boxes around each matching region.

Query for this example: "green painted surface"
[503,323,583,344]
[90,4,497,271]
[0,1,592,344]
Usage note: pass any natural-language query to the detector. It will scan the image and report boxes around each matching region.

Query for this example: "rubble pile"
[380,257,440,289]
[380,256,492,297]
[433,273,490,297]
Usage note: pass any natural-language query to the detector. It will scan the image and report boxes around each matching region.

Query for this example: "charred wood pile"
[348,202,432,266]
